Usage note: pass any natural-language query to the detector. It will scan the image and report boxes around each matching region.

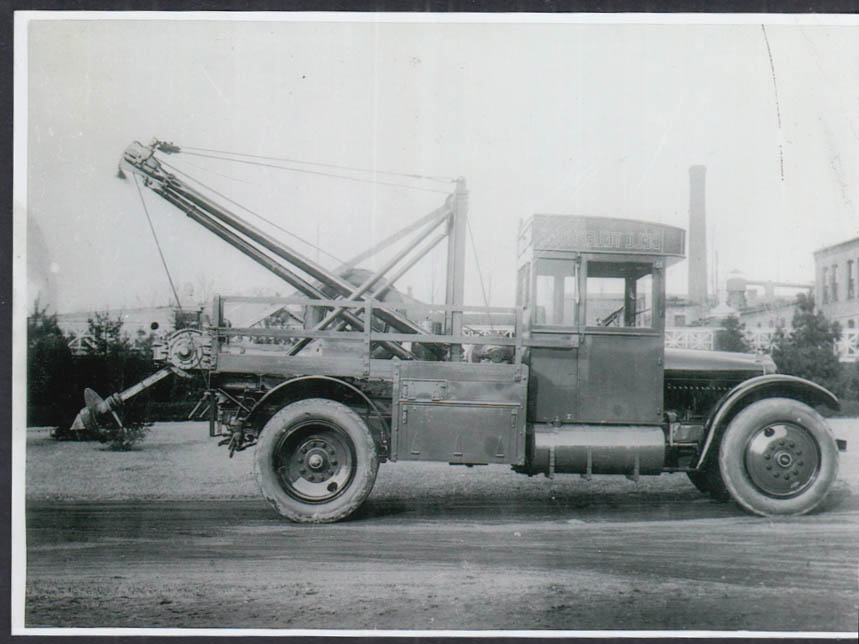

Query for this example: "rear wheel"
[254,398,379,523]
[718,398,838,516]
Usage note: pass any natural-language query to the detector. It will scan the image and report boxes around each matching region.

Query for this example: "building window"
[849,319,856,329]
[822,266,830,304]
[674,314,686,326]
[831,264,839,302]
[848,260,855,299]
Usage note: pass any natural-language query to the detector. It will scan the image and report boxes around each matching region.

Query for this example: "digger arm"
[70,366,181,433]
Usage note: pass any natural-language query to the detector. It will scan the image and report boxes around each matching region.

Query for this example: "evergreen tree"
[715,315,749,353]
[27,299,76,426]
[86,311,128,357]
[771,293,842,391]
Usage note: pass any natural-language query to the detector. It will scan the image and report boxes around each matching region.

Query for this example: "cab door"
[525,255,582,423]
[577,256,665,424]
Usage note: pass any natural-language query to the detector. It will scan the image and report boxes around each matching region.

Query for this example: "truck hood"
[664,348,775,374]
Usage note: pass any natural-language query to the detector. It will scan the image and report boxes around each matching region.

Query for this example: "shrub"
[96,420,151,451]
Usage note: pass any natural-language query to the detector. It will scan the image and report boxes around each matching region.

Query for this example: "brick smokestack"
[688,165,708,305]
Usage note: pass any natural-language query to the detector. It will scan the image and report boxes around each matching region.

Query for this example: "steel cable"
[133,174,183,311]
[181,145,456,183]
[176,150,452,194]
[160,158,347,266]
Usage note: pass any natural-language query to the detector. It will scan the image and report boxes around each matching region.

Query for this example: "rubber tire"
[718,398,839,516]
[254,398,379,523]
[686,467,730,502]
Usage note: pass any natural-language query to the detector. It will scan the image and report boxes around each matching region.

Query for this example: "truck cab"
[517,215,684,426]
[513,214,841,514]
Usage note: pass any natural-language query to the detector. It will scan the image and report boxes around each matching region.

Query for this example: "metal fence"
[664,327,858,363]
[664,327,717,351]
[65,321,859,363]
[664,327,778,354]
[836,328,859,363]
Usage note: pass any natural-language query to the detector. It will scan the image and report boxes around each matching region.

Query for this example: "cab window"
[533,259,578,327]
[585,261,653,328]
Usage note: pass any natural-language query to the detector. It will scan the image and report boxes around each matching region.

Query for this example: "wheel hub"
[774,451,793,468]
[307,451,325,470]
[744,422,819,498]
[274,426,354,503]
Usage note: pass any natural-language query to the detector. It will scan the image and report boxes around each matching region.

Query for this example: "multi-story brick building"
[815,236,859,331]
[815,236,859,362]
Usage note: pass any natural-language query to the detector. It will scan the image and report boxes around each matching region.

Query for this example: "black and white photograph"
[12,10,859,636]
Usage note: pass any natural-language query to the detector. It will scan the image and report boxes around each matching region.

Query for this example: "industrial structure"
[687,165,709,307]
[662,165,859,363]
[662,165,713,332]
[69,139,846,524]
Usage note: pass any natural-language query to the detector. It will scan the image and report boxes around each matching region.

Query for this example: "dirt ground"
[22,420,859,633]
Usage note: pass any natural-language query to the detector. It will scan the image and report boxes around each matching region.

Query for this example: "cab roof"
[519,214,686,265]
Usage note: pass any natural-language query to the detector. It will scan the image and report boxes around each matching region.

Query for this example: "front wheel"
[254,398,379,523]
[718,398,838,516]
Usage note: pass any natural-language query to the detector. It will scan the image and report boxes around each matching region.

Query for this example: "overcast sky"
[19,14,859,314]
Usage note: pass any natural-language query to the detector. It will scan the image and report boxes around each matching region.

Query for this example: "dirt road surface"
[24,420,859,633]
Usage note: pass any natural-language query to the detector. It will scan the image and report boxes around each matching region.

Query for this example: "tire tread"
[254,398,379,524]
[718,397,838,516]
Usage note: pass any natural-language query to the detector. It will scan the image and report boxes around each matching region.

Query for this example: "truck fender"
[696,374,840,469]
[245,375,390,448]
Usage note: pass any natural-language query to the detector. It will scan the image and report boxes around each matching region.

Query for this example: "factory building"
[814,236,859,331]
[814,236,859,362]
[725,273,811,331]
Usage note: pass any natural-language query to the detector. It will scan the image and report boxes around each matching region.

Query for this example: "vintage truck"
[74,139,846,523]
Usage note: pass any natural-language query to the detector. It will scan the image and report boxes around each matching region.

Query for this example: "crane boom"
[118,139,467,359]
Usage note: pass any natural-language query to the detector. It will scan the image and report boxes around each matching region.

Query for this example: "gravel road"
[23,420,859,633]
